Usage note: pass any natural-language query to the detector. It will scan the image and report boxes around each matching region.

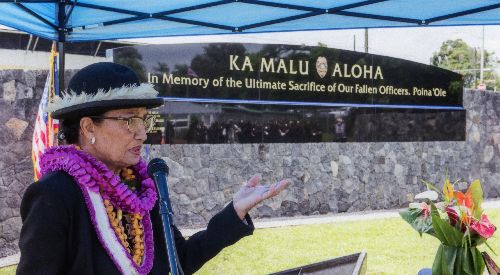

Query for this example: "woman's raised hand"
[232,175,290,220]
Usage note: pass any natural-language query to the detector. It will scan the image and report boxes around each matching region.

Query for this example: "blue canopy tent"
[1,0,499,89]
[1,0,500,42]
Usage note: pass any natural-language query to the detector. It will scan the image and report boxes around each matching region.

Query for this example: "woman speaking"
[17,62,289,275]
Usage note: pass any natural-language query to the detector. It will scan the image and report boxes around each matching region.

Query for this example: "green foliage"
[469,179,484,219]
[430,203,463,246]
[402,177,493,274]
[400,207,434,236]
[422,179,442,196]
[154,62,169,74]
[432,39,499,90]
[432,244,485,275]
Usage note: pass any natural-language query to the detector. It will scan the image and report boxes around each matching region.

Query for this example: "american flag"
[32,44,58,181]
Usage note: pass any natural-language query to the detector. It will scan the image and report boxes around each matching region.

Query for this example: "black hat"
[46,62,163,119]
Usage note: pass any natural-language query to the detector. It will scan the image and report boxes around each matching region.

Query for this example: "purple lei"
[40,145,157,214]
[40,145,157,274]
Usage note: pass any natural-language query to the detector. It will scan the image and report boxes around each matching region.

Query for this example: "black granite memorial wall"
[110,43,465,144]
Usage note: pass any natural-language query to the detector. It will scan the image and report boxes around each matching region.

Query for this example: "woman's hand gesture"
[233,175,290,220]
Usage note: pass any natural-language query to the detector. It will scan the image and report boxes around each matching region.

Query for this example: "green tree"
[432,39,499,91]
[114,47,147,82]
[152,62,170,95]
[154,62,169,75]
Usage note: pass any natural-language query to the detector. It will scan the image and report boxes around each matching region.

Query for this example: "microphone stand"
[151,167,184,275]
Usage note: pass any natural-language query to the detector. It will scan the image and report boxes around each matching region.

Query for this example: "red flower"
[454,189,474,209]
[420,202,430,218]
[470,214,496,239]
[446,206,459,226]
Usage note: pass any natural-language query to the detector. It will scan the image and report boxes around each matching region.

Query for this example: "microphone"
[147,157,169,176]
[147,158,183,275]
[147,158,174,213]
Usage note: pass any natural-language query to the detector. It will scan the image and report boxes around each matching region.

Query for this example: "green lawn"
[2,209,499,275]
[0,266,15,275]
[197,208,500,275]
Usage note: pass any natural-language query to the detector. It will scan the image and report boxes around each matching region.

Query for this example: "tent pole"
[364,28,368,53]
[57,42,65,94]
[57,0,67,94]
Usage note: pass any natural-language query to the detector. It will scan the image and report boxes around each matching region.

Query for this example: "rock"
[342,179,356,193]
[472,115,481,124]
[283,156,292,167]
[339,155,351,165]
[0,208,11,221]
[203,196,217,210]
[183,157,202,171]
[301,170,310,183]
[5,118,29,140]
[24,71,37,87]
[310,154,321,164]
[280,200,299,216]
[406,193,414,202]
[483,145,494,163]
[256,205,274,218]
[470,128,481,143]
[194,168,209,179]
[211,191,225,204]
[2,80,16,102]
[330,161,338,177]
[190,198,204,212]
[376,156,385,164]
[491,133,500,152]
[16,82,33,99]
[394,164,404,179]
[178,194,190,205]
[163,157,184,178]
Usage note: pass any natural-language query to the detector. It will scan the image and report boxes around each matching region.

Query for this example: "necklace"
[41,145,157,214]
[103,168,146,266]
[40,145,157,274]
[104,199,145,266]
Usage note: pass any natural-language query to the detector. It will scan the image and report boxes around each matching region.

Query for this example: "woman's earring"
[90,136,96,144]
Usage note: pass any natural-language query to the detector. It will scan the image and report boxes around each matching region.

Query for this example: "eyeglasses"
[90,115,156,133]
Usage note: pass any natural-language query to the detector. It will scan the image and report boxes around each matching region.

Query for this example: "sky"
[1,24,498,72]
[124,25,500,72]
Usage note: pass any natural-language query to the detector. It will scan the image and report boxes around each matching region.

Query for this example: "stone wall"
[0,70,74,257]
[0,69,499,257]
[149,89,500,228]
[0,70,46,257]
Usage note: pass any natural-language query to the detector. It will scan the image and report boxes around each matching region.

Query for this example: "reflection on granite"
[147,102,465,144]
[349,109,465,142]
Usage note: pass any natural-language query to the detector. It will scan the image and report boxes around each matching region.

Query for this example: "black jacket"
[17,171,254,275]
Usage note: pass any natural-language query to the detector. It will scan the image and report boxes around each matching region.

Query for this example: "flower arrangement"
[400,177,497,275]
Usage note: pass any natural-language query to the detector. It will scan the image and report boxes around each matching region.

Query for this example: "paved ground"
[182,198,500,235]
[0,254,18,269]
[2,199,499,268]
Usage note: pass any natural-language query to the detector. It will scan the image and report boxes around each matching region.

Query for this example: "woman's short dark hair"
[58,112,105,145]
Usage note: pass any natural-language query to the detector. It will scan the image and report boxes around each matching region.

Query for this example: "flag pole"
[51,42,60,146]
[57,42,64,94]
[57,0,66,94]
